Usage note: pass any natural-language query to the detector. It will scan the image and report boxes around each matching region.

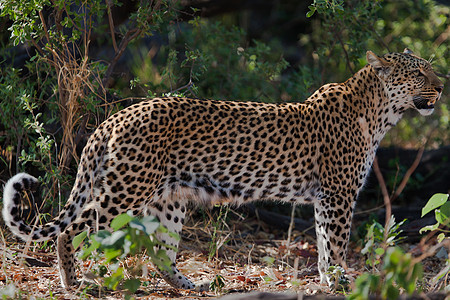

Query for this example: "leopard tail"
[2,173,69,242]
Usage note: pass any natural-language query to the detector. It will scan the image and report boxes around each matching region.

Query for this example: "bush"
[75,213,178,295]
[350,247,423,300]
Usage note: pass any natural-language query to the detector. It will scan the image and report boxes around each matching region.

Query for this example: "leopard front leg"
[314,192,355,286]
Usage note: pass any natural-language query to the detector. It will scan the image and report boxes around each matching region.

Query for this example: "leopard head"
[366,49,444,116]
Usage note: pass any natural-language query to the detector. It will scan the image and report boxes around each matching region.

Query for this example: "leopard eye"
[415,70,423,77]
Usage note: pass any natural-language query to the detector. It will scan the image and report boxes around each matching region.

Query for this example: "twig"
[29,37,45,57]
[433,25,449,48]
[101,0,165,88]
[351,15,390,53]
[285,204,296,257]
[390,146,425,202]
[335,29,354,74]
[414,239,450,263]
[372,156,391,240]
[106,0,118,53]
[369,24,391,52]
[435,72,450,79]
[171,57,198,97]
[102,28,142,88]
[373,145,425,242]
[171,79,194,93]
[38,11,51,47]
[320,39,337,85]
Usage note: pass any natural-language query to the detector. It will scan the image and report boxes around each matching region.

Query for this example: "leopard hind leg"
[147,199,208,291]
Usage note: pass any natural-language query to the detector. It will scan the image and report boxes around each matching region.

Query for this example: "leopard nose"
[435,86,444,93]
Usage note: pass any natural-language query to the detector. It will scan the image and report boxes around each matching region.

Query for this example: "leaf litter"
[0,207,447,299]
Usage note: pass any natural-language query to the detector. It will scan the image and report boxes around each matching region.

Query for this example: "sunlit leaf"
[435,202,450,225]
[100,231,126,247]
[110,213,133,231]
[437,233,445,243]
[419,222,439,234]
[375,247,385,256]
[421,194,449,217]
[72,231,87,249]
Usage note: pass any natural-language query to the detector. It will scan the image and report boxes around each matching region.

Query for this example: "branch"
[38,11,51,46]
[285,204,296,257]
[102,28,142,88]
[335,29,354,74]
[351,15,390,53]
[29,38,45,57]
[390,146,425,202]
[435,72,450,79]
[106,0,118,53]
[171,79,194,93]
[372,156,391,240]
[373,145,425,242]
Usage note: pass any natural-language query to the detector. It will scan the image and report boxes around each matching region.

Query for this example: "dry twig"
[372,144,425,242]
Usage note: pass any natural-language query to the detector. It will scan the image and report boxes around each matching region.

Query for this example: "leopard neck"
[344,65,404,146]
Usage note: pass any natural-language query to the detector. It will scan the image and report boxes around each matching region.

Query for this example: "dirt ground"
[0,207,448,299]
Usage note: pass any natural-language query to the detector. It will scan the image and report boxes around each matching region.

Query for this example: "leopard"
[2,49,444,290]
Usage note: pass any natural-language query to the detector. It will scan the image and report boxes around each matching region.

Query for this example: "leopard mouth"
[413,94,440,110]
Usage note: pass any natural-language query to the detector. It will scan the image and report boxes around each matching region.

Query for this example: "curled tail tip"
[2,173,41,241]
[3,173,38,204]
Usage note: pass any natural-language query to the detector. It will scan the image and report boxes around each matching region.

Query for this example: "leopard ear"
[403,48,414,55]
[366,51,392,79]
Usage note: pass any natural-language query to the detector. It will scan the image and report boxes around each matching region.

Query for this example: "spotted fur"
[2,49,443,289]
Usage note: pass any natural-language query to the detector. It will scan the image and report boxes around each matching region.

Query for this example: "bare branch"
[372,156,391,240]
[38,10,51,46]
[106,0,118,53]
[390,146,425,202]
[335,29,354,74]
[102,28,142,88]
[286,204,296,257]
[435,72,450,79]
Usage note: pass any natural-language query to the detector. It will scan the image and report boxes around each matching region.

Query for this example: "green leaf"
[262,256,275,265]
[111,213,134,231]
[93,230,112,244]
[361,239,373,255]
[306,6,316,18]
[79,239,100,260]
[105,267,124,290]
[435,202,450,225]
[72,231,88,249]
[375,247,385,256]
[130,215,159,235]
[167,230,180,241]
[421,194,449,217]
[100,231,126,247]
[123,278,141,293]
[385,283,399,300]
[419,222,439,234]
[432,264,449,282]
[437,233,445,243]
[98,265,108,277]
[105,248,123,263]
